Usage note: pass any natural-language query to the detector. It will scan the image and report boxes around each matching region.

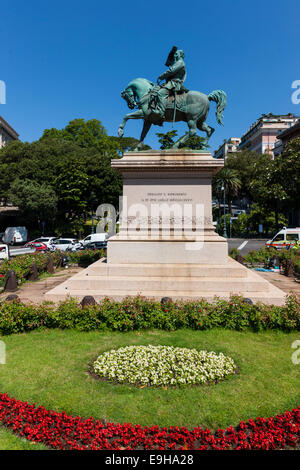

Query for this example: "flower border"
[0,392,299,450]
[93,345,236,387]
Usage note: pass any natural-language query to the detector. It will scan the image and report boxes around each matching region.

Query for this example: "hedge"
[66,249,105,267]
[0,251,61,287]
[0,293,299,336]
[0,249,106,287]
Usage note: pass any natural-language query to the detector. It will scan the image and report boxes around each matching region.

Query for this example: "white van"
[0,244,9,261]
[2,227,28,245]
[266,227,300,250]
[80,233,109,247]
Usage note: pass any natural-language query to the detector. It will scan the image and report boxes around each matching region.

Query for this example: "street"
[9,238,268,258]
[227,238,268,256]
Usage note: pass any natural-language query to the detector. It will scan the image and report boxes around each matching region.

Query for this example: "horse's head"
[121,79,154,110]
[121,88,136,110]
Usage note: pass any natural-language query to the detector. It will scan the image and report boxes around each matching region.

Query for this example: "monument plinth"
[108,150,228,264]
[45,150,286,306]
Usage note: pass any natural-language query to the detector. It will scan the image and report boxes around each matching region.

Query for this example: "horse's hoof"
[118,128,124,137]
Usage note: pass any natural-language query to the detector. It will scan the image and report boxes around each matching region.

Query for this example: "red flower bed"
[0,392,300,450]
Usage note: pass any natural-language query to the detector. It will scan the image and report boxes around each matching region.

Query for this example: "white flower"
[93,345,236,387]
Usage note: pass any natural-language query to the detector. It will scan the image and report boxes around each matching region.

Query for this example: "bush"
[230,245,300,270]
[0,293,299,336]
[0,251,61,285]
[67,249,105,267]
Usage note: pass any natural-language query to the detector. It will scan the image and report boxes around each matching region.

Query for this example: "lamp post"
[90,191,97,235]
[222,152,227,238]
[222,183,227,238]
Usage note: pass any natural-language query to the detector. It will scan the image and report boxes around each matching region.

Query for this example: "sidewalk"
[0,267,84,304]
[255,270,300,296]
[0,266,299,304]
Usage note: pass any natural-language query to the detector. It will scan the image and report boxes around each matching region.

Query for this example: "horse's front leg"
[118,110,144,137]
[135,121,152,151]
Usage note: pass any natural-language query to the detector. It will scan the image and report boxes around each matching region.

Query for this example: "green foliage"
[8,179,58,225]
[276,137,300,209]
[109,136,151,153]
[0,119,124,234]
[0,251,61,285]
[67,249,105,267]
[229,245,300,272]
[223,150,273,203]
[219,142,300,226]
[0,293,299,336]
[178,133,208,150]
[156,130,208,150]
[213,168,242,214]
[220,204,288,237]
[0,249,104,285]
[41,118,108,148]
[156,130,178,149]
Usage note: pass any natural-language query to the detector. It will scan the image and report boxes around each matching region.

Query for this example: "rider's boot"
[156,88,168,119]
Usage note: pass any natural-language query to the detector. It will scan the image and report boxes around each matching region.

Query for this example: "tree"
[213,168,242,214]
[156,130,209,150]
[225,150,273,203]
[109,136,151,154]
[178,133,208,150]
[41,118,107,148]
[156,130,178,149]
[276,137,300,210]
[8,179,58,227]
[0,123,123,234]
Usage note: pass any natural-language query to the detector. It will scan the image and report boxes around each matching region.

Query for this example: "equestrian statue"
[118,46,227,150]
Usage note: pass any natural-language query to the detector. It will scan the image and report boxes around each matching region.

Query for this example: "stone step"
[44,288,286,306]
[87,263,247,278]
[65,275,266,292]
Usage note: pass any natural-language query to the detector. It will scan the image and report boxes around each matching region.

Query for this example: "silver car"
[52,238,81,252]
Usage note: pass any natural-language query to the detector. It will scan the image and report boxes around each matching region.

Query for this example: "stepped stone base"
[44,257,286,306]
[45,151,287,307]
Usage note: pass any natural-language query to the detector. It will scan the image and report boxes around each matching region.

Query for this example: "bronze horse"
[118,78,227,150]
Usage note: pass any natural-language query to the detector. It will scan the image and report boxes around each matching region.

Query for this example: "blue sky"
[1,0,299,152]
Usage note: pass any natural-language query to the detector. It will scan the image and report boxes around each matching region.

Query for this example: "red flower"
[0,392,299,450]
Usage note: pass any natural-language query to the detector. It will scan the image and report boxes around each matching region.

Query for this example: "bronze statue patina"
[118,46,227,150]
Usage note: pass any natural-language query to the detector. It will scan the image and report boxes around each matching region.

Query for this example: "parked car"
[52,238,81,252]
[84,241,107,250]
[266,227,300,250]
[0,244,8,261]
[24,241,48,252]
[79,233,109,247]
[2,227,28,245]
[31,237,58,248]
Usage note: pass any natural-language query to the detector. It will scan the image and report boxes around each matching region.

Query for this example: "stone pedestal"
[45,150,286,306]
[109,150,227,264]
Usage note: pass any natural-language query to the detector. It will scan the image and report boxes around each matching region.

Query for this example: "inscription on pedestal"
[141,191,193,204]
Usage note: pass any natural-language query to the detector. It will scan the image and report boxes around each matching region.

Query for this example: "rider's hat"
[165,46,178,66]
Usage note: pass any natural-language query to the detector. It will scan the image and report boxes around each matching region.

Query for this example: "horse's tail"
[208,90,227,125]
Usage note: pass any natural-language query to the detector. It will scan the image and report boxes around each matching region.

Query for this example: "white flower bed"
[93,345,236,387]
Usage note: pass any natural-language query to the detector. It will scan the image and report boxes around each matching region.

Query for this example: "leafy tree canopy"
[0,119,125,233]
[156,130,208,150]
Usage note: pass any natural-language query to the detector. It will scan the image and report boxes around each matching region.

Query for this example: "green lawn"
[0,328,299,450]
[0,426,47,450]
